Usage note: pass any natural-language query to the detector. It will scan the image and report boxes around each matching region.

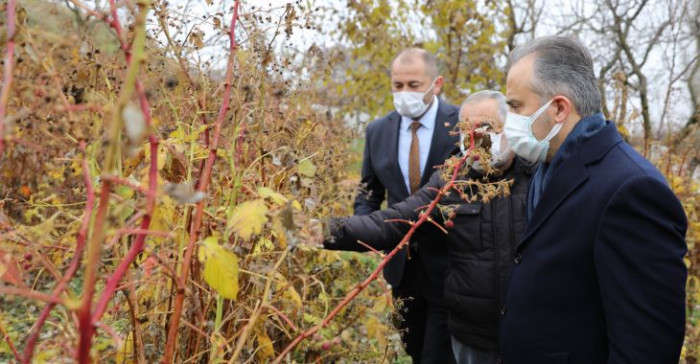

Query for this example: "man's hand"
[300,218,325,248]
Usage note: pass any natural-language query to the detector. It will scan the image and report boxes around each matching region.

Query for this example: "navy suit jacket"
[354,99,460,297]
[500,122,688,363]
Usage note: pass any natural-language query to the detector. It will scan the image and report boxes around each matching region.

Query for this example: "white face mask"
[504,99,561,163]
[461,131,513,173]
[393,78,437,119]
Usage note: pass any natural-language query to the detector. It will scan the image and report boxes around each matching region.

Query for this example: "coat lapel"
[422,100,458,185]
[517,122,623,250]
[387,112,409,198]
[518,162,588,248]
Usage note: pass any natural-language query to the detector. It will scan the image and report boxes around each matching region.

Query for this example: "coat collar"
[517,121,623,250]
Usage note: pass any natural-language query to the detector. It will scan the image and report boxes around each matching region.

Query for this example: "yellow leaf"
[298,159,316,177]
[255,328,275,361]
[199,236,240,300]
[143,143,167,170]
[157,145,167,170]
[258,187,288,205]
[370,295,387,314]
[228,199,268,240]
[253,237,274,254]
[284,285,302,308]
[47,166,65,180]
[364,316,388,347]
[147,198,176,245]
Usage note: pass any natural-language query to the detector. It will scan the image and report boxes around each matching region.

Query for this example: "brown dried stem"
[162,2,241,362]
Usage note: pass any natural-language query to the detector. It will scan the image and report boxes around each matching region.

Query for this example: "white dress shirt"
[397,96,439,194]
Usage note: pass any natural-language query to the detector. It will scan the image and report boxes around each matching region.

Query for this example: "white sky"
[149,0,695,133]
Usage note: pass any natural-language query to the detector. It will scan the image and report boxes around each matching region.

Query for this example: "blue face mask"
[504,100,561,163]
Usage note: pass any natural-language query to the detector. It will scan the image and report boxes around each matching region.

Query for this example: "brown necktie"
[409,121,421,194]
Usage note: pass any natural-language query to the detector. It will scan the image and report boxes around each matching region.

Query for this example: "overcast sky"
[155,0,695,132]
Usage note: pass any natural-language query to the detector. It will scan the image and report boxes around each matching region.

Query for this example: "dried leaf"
[164,182,207,204]
[0,251,25,287]
[122,103,147,146]
[198,236,239,300]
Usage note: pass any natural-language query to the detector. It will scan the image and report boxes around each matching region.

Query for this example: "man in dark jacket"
[354,48,459,362]
[499,36,687,363]
[317,91,533,363]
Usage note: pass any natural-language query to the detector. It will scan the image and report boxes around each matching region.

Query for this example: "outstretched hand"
[300,218,325,248]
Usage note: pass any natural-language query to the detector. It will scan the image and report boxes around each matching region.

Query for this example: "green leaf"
[227,199,268,240]
[298,159,316,177]
[198,236,239,300]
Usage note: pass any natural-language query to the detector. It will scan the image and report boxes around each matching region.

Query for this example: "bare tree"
[502,0,542,52]
[553,0,697,157]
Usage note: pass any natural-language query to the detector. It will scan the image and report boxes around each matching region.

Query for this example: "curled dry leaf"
[122,103,147,147]
[163,181,207,204]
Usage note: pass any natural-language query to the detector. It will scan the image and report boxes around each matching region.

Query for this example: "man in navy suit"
[499,36,688,363]
[355,48,459,363]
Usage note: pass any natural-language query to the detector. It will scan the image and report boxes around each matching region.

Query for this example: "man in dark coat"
[499,36,688,363]
[354,48,459,362]
[319,91,534,363]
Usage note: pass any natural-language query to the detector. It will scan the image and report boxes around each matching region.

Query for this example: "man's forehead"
[506,56,535,88]
[462,99,498,115]
[392,58,426,74]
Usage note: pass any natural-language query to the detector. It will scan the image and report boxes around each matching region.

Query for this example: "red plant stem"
[76,178,112,362]
[355,240,383,255]
[21,141,95,363]
[162,2,240,362]
[0,0,17,157]
[272,129,476,363]
[94,322,123,348]
[0,286,64,304]
[76,0,151,361]
[91,138,158,323]
[102,175,152,196]
[264,304,299,333]
[90,0,161,325]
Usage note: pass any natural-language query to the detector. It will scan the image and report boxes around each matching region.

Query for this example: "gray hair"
[392,48,439,79]
[463,90,508,123]
[509,36,601,117]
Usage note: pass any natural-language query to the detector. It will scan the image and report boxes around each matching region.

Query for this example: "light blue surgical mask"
[504,100,560,163]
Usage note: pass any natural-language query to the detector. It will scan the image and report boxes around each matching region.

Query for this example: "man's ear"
[552,96,573,123]
[432,76,445,95]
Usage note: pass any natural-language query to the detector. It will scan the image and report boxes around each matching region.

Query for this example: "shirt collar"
[401,95,439,131]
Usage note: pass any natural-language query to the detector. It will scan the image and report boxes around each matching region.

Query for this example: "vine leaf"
[198,236,239,300]
[298,159,316,177]
[227,199,268,240]
[258,187,288,205]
